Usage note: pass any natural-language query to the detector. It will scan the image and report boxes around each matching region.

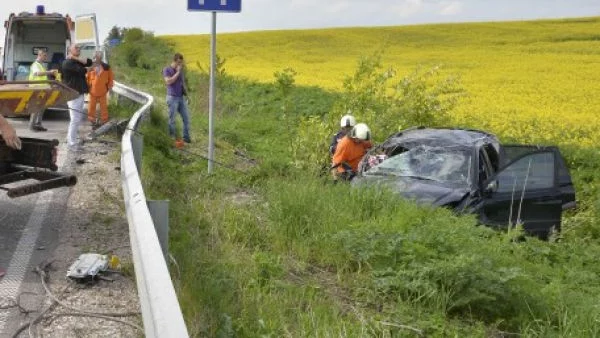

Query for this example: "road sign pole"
[188,0,241,174]
[208,11,216,174]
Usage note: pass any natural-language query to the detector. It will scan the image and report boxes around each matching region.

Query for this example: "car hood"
[353,175,470,207]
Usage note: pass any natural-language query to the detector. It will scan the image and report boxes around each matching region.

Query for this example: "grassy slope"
[112,18,600,337]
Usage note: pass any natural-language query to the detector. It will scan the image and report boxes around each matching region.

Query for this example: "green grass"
[108,20,600,337]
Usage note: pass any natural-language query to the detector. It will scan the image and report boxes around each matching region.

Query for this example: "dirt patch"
[15,135,142,337]
[225,189,258,206]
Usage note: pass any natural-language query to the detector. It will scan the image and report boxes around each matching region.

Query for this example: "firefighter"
[86,51,114,126]
[331,123,372,180]
[329,113,356,156]
[0,115,21,150]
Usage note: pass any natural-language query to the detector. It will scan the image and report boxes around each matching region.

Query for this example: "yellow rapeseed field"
[161,17,600,147]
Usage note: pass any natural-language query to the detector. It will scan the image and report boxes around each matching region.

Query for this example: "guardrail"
[114,81,189,338]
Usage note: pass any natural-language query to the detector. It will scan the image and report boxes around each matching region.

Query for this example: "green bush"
[292,53,464,172]
[122,27,145,42]
[122,44,141,67]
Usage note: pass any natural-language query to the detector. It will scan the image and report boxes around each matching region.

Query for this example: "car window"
[482,143,500,172]
[365,145,472,184]
[495,152,555,193]
[500,145,546,166]
[478,149,492,185]
[15,63,32,81]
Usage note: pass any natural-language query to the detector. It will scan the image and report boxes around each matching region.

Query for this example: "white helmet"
[340,114,357,128]
[350,123,371,141]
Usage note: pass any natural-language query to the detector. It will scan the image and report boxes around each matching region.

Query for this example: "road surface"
[0,112,74,335]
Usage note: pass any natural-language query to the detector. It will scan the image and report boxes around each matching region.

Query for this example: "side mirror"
[484,180,498,195]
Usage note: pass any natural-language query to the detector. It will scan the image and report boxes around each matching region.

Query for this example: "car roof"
[382,127,499,149]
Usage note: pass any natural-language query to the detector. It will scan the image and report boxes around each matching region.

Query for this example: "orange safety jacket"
[332,136,372,173]
[86,63,114,97]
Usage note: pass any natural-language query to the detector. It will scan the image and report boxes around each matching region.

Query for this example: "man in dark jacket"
[62,44,92,151]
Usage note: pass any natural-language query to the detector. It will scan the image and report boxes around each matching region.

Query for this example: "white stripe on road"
[0,190,55,330]
[0,147,68,332]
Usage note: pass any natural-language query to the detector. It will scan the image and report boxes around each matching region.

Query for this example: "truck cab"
[1,7,101,80]
[1,7,100,116]
[2,7,71,82]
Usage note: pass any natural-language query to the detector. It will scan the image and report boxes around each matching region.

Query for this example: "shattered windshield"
[364,145,472,184]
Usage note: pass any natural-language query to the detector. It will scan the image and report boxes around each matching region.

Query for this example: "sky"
[1,0,600,44]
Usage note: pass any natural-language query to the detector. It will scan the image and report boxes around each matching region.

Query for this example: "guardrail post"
[132,134,143,173]
[147,200,170,260]
[114,90,125,106]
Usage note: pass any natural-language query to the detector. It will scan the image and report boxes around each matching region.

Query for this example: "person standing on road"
[62,44,92,151]
[163,52,191,144]
[0,115,21,150]
[86,50,114,127]
[28,50,58,132]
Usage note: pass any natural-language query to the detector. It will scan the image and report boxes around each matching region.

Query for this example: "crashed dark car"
[353,127,576,239]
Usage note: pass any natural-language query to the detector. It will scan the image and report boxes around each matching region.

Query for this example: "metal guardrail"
[114,81,189,338]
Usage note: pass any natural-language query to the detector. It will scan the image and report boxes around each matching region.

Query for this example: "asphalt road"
[0,111,74,336]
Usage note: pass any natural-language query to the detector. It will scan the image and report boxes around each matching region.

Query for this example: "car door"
[478,150,562,239]
[501,145,575,210]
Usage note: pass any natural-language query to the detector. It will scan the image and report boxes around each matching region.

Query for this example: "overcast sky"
[1,0,600,43]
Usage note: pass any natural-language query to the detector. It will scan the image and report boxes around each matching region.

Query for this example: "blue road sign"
[187,0,241,12]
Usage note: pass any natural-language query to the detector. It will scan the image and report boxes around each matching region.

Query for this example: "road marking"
[0,147,67,332]
[0,191,55,330]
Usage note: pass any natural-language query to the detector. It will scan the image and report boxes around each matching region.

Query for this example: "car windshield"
[364,145,472,184]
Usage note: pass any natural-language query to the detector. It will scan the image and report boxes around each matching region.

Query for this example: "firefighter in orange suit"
[331,123,372,180]
[86,51,114,125]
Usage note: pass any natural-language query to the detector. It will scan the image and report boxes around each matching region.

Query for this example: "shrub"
[121,44,141,67]
[292,53,464,172]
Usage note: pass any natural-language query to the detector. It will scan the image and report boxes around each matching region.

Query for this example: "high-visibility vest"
[28,61,47,81]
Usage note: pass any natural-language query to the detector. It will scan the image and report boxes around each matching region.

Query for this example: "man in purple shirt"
[163,52,191,143]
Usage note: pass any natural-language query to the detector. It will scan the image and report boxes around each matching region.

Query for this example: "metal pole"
[208,11,216,174]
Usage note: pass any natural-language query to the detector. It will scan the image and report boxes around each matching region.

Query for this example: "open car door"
[479,150,563,239]
[501,145,575,210]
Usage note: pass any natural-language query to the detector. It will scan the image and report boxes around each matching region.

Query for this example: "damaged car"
[353,127,576,239]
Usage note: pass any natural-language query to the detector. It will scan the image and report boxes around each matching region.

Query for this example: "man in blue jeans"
[163,52,191,143]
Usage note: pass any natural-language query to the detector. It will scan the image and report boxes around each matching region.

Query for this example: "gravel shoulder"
[12,130,142,337]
